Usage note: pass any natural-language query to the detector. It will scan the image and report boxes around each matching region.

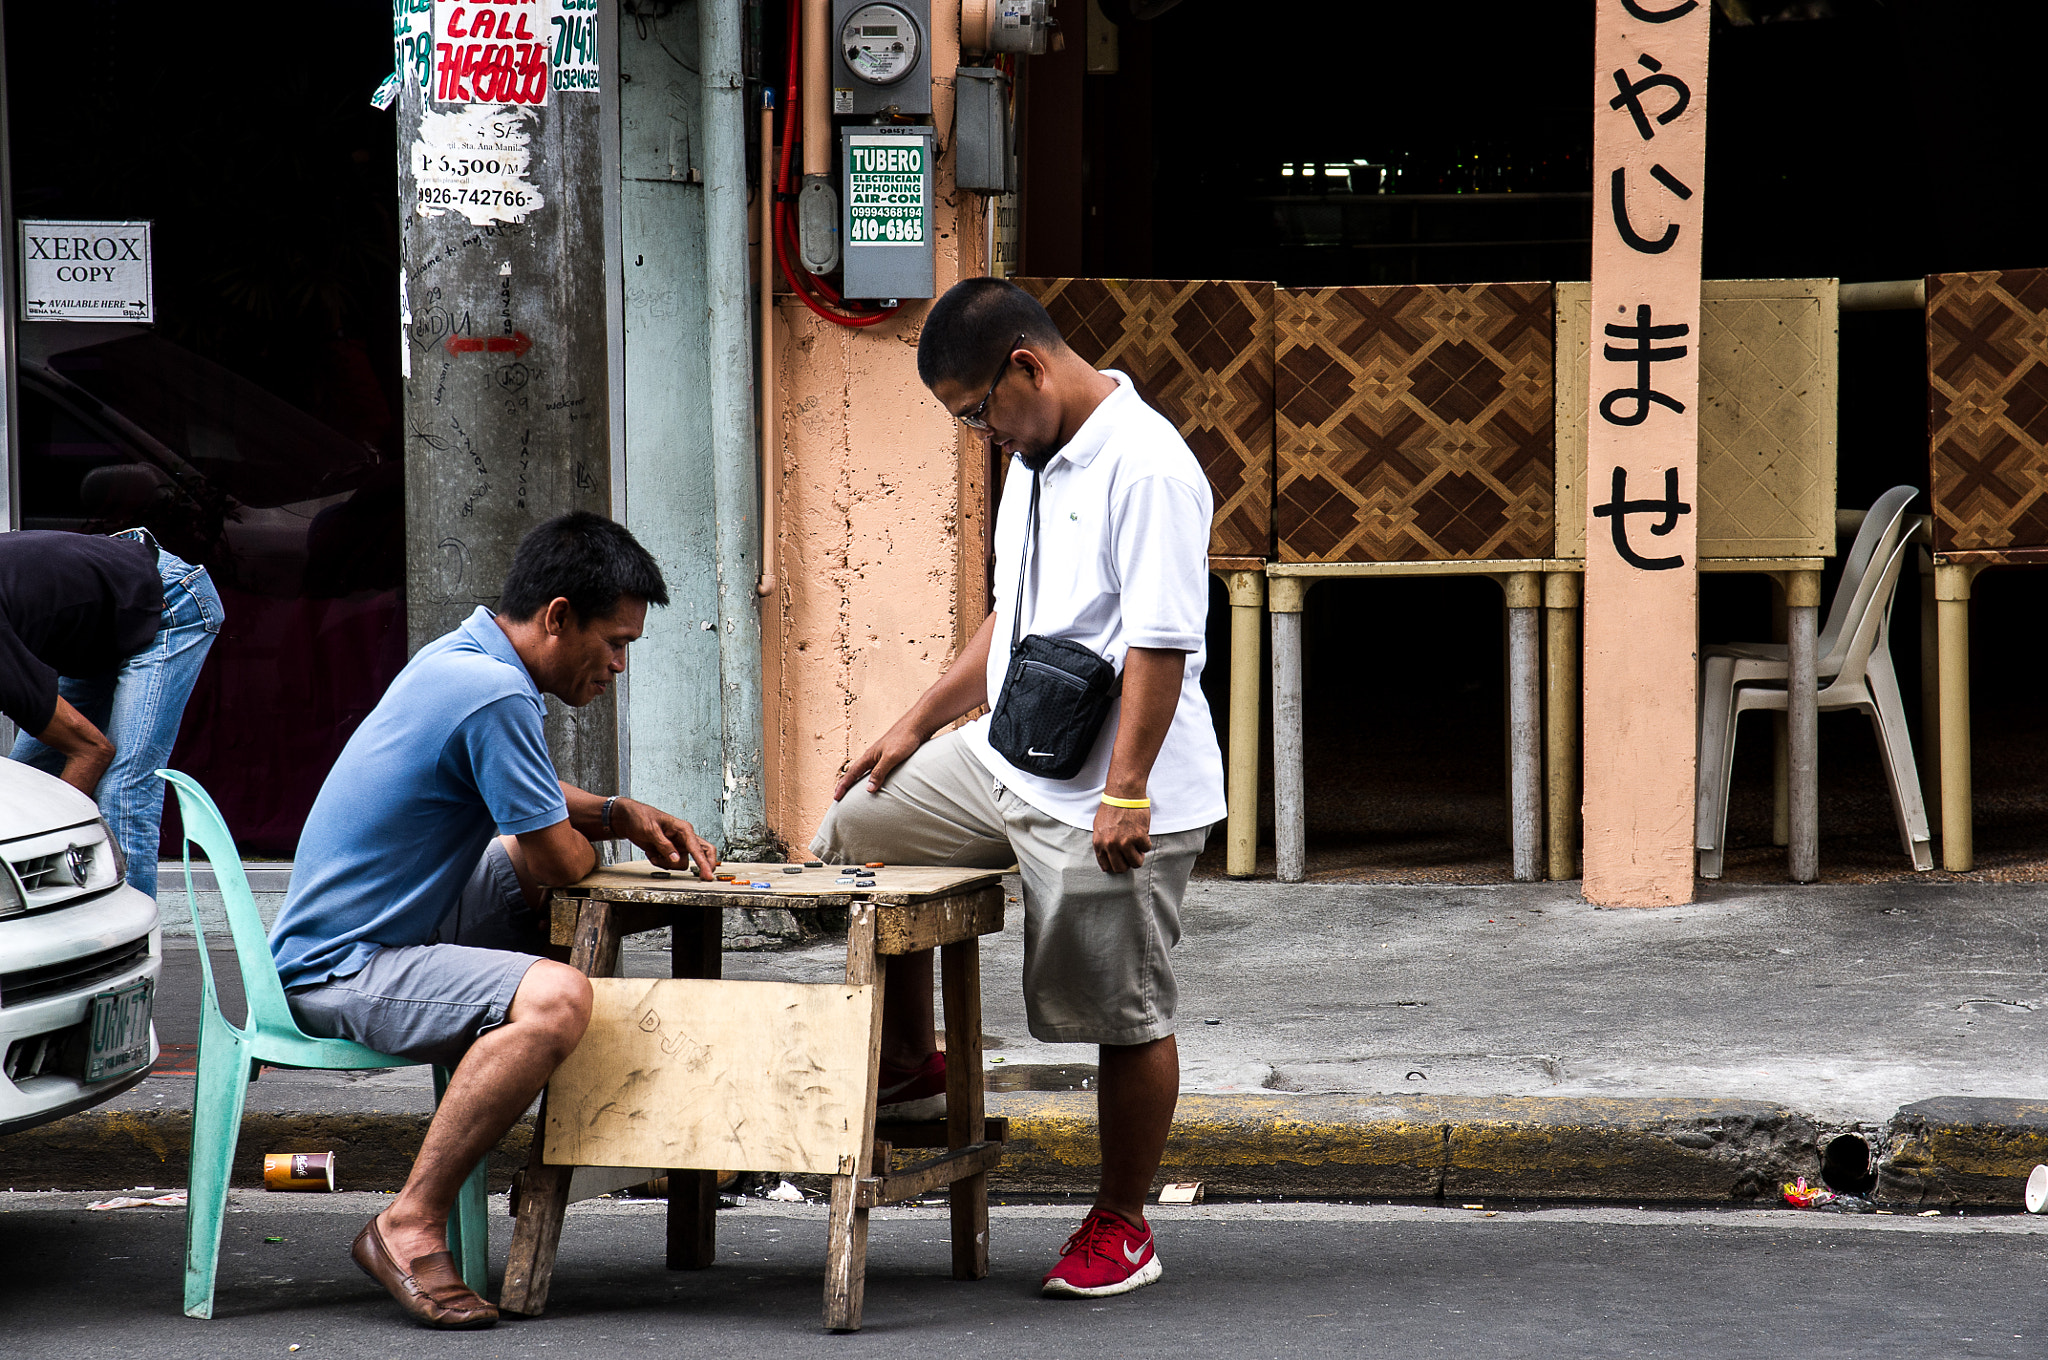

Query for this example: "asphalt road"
[5,1193,2044,1359]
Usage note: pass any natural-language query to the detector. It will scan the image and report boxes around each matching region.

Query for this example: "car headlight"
[103,821,128,886]
[0,863,23,919]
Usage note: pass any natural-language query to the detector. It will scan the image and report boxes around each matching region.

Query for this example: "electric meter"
[841,4,921,86]
[831,0,932,115]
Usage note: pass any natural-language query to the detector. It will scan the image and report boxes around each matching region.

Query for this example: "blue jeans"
[10,536,223,898]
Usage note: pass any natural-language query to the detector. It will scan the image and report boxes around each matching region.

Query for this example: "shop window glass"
[7,0,406,858]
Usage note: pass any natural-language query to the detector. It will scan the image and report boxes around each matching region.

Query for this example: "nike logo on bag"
[1123,1239,1149,1265]
[1027,748,1056,758]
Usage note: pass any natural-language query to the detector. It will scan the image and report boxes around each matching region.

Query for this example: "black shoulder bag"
[987,465,1122,780]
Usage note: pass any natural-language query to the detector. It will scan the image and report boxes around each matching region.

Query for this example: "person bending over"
[1,527,221,898]
[268,511,719,1329]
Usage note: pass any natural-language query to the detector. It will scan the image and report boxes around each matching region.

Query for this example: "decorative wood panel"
[1274,283,1555,563]
[1927,267,2048,553]
[1014,278,1273,558]
[1555,279,1838,559]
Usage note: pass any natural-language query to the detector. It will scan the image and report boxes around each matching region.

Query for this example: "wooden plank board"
[857,1141,1005,1208]
[564,858,1008,906]
[876,887,1005,955]
[542,977,875,1176]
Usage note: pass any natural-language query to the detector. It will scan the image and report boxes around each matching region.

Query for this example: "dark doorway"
[6,0,406,858]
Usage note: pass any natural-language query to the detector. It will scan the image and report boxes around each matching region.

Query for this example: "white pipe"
[1839,278,1926,312]
[961,0,992,53]
[803,0,831,178]
[702,0,770,853]
[759,94,778,598]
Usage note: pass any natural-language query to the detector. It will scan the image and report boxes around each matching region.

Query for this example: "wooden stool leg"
[668,904,722,1271]
[941,934,989,1280]
[824,904,885,1331]
[503,899,618,1315]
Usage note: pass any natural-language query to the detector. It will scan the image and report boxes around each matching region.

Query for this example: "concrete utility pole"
[395,0,616,794]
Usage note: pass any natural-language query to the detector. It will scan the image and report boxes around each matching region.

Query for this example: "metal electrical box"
[832,0,933,116]
[954,66,1013,193]
[841,124,936,300]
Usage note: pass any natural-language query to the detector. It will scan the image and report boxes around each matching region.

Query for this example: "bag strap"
[1009,464,1041,654]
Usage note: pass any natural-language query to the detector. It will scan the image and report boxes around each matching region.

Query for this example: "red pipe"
[771,0,899,328]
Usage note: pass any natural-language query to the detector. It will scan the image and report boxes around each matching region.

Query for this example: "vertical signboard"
[1582,0,1708,905]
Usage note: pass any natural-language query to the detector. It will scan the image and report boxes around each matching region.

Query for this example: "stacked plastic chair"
[1694,487,1934,877]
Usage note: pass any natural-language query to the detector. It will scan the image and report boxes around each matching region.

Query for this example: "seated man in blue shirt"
[269,512,718,1330]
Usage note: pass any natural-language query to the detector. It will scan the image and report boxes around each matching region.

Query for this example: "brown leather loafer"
[351,1216,500,1330]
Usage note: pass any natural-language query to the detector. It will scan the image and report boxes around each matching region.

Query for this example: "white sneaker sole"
[1040,1254,1163,1298]
[875,1093,946,1122]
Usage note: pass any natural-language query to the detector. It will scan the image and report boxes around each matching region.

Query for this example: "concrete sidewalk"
[8,876,2045,1206]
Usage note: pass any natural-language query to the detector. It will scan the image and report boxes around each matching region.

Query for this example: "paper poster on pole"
[432,0,550,105]
[1581,0,1709,906]
[421,0,599,105]
[18,220,153,323]
[412,107,546,225]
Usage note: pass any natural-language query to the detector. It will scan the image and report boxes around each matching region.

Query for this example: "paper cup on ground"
[264,1152,338,1192]
[2026,1164,2048,1214]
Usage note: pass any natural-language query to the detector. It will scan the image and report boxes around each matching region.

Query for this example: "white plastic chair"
[1695,487,1921,877]
[1695,524,1933,878]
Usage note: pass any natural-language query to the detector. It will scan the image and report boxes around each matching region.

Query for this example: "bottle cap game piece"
[864,861,885,869]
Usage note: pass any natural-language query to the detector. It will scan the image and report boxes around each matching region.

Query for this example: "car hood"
[0,759,103,840]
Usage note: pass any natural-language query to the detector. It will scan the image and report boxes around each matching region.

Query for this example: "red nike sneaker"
[876,1051,947,1120]
[1040,1207,1162,1298]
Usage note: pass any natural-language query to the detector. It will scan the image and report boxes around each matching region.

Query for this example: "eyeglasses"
[956,332,1026,432]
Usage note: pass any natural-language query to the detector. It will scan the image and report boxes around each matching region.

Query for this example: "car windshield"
[39,333,377,509]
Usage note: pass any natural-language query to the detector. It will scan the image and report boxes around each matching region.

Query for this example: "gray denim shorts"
[285,840,550,1067]
[811,729,1210,1046]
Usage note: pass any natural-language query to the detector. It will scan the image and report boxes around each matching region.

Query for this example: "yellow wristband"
[1100,794,1151,809]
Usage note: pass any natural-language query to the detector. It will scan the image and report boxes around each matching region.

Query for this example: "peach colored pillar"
[763,7,993,847]
[1581,0,1709,906]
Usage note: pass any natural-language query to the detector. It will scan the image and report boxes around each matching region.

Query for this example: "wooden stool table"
[498,861,1007,1331]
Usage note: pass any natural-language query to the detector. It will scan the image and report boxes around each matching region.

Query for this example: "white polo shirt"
[961,371,1226,835]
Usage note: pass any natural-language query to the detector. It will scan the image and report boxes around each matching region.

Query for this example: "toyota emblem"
[65,844,90,887]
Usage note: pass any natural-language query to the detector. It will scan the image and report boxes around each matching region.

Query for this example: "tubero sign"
[18,220,153,323]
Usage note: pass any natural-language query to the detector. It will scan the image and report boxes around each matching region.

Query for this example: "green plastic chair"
[158,769,490,1319]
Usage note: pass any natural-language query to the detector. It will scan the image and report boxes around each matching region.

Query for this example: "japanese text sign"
[1581,0,1708,905]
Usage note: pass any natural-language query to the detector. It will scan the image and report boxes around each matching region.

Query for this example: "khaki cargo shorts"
[811,729,1208,1046]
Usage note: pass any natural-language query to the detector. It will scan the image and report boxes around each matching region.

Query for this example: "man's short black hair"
[499,511,669,623]
[916,277,1066,393]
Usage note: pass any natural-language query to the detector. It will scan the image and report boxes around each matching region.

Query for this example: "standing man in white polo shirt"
[813,277,1224,1300]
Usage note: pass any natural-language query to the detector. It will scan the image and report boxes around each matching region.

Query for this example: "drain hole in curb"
[1821,1134,1876,1196]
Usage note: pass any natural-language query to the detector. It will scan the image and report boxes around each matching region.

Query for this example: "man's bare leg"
[374,960,592,1267]
[882,949,938,1070]
[1094,1034,1179,1226]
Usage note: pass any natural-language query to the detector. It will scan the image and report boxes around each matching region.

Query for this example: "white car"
[0,759,160,1135]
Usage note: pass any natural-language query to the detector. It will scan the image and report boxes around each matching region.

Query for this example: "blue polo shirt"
[270,608,569,989]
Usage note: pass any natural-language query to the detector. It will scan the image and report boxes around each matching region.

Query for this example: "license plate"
[85,978,154,1082]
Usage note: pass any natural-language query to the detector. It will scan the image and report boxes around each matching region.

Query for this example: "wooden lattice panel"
[1014,278,1274,558]
[1555,279,1838,559]
[1927,268,2048,553]
[1274,283,1555,563]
